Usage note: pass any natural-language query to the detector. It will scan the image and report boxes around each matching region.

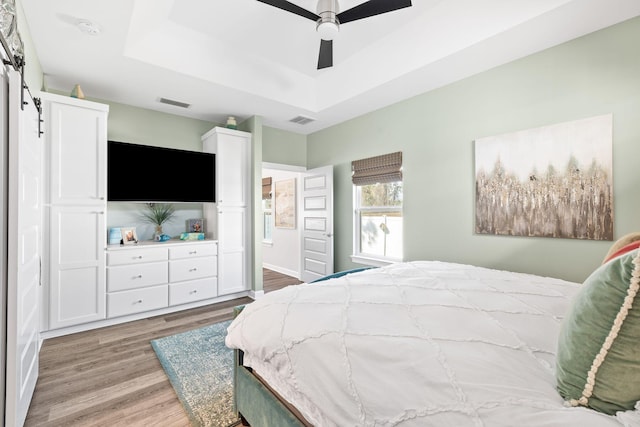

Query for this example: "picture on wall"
[275,178,296,229]
[474,114,613,240]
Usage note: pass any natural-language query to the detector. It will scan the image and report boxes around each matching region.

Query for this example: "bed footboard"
[232,305,307,426]
[234,350,306,427]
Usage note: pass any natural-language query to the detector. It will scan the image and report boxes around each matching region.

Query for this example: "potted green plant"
[140,203,175,240]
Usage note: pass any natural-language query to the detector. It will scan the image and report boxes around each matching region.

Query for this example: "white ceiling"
[20,0,640,135]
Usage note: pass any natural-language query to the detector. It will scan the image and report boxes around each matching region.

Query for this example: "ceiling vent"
[289,115,315,125]
[159,97,191,109]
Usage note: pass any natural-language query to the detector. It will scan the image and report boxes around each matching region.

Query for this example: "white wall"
[262,167,302,278]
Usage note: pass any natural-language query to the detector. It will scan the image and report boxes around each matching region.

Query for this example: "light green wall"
[43,91,219,151]
[307,16,640,283]
[15,0,43,96]
[262,126,307,167]
[96,100,218,150]
[239,116,265,293]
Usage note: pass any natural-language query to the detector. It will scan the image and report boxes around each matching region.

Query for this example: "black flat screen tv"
[107,141,215,203]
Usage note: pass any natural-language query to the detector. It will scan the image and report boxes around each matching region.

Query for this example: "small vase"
[226,116,237,129]
[70,84,85,99]
[154,225,163,241]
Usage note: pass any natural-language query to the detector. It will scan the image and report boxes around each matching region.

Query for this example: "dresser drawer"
[169,256,217,283]
[169,243,217,260]
[107,261,168,292]
[107,285,168,318]
[107,247,168,266]
[169,277,218,306]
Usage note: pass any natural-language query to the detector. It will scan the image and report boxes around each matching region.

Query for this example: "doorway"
[261,163,334,283]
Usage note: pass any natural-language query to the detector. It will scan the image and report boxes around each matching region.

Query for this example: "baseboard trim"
[40,291,250,339]
[263,263,300,279]
[249,290,265,300]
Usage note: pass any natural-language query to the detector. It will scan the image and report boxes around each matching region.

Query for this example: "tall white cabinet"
[202,127,252,295]
[40,93,109,331]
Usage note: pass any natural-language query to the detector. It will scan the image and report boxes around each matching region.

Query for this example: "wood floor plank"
[48,371,168,421]
[24,269,302,427]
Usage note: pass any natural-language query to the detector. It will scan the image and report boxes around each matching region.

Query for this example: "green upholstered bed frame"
[231,268,376,425]
[233,305,307,426]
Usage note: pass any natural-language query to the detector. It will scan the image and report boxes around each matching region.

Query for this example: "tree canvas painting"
[275,178,296,229]
[475,114,613,240]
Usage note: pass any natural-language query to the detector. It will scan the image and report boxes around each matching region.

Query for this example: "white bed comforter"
[225,261,640,427]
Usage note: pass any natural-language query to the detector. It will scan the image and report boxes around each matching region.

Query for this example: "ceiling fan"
[257,0,412,69]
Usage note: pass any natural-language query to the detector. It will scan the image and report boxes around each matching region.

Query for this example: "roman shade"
[262,177,272,200]
[351,151,402,186]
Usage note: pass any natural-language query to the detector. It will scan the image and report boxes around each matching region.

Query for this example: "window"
[352,152,403,264]
[262,177,273,243]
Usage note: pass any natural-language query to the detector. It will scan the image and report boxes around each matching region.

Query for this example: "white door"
[300,165,334,283]
[6,70,41,426]
[0,61,9,427]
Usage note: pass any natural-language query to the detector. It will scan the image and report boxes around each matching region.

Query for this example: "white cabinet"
[216,206,247,294]
[106,241,218,318]
[204,127,248,206]
[202,127,251,295]
[44,93,108,205]
[48,206,106,329]
[41,93,109,331]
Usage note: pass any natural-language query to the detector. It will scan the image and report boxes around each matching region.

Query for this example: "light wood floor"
[24,269,303,427]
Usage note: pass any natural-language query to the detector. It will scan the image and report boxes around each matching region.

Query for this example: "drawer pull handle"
[190,290,198,294]
[189,268,198,272]
[135,299,143,304]
[135,274,143,279]
[189,251,197,255]
[135,256,143,259]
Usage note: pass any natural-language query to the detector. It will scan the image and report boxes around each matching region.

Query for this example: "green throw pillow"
[556,249,640,415]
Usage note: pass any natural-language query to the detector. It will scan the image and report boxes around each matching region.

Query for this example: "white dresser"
[106,240,218,318]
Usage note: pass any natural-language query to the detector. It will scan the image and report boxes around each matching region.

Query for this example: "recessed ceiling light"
[77,20,100,35]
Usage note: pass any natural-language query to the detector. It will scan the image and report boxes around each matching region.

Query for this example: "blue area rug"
[151,320,239,427]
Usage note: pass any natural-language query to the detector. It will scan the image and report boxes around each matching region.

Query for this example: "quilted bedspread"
[225,261,640,426]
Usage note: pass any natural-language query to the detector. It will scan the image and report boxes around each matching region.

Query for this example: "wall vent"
[289,115,315,125]
[159,97,191,109]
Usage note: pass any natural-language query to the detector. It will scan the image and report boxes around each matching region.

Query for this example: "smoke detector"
[76,20,101,35]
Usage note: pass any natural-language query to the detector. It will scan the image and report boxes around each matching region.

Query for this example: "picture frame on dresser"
[187,218,204,233]
[120,227,138,244]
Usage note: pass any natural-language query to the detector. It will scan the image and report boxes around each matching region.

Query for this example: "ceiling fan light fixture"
[316,0,340,40]
[316,17,339,40]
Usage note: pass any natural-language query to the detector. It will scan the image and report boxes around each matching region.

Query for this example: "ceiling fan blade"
[256,0,319,21]
[337,0,412,24]
[317,39,333,69]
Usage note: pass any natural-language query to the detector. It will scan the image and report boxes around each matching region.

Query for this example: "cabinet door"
[47,100,108,205]
[49,206,106,329]
[217,135,248,206]
[202,128,249,207]
[217,207,247,295]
